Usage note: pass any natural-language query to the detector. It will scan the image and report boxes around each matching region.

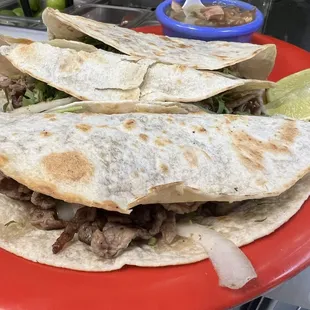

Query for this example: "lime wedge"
[46,0,66,10]
[265,85,310,120]
[267,69,310,102]
[13,7,24,16]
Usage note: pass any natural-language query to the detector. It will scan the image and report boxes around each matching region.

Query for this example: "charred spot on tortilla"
[193,125,207,133]
[177,65,187,73]
[123,119,136,130]
[139,133,149,142]
[40,131,52,137]
[42,151,93,182]
[155,137,172,147]
[279,122,299,145]
[76,124,92,132]
[44,114,56,119]
[0,154,8,167]
[154,51,164,56]
[160,163,169,174]
[178,44,191,49]
[232,130,291,172]
[183,149,198,168]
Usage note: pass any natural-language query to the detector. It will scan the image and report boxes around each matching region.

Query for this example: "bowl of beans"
[155,0,264,42]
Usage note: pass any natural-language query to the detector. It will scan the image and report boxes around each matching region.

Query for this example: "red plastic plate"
[0,27,310,310]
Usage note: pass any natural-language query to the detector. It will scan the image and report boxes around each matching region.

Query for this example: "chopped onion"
[56,202,83,221]
[11,97,77,114]
[177,223,257,289]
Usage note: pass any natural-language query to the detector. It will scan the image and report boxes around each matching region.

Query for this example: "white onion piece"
[171,0,183,13]
[177,223,257,289]
[56,202,83,221]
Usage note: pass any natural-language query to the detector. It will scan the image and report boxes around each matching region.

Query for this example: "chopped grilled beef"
[149,205,167,235]
[107,214,132,224]
[52,207,97,254]
[162,202,204,214]
[130,205,152,227]
[161,211,177,244]
[0,75,11,88]
[91,223,151,259]
[0,171,32,201]
[31,192,57,210]
[30,208,66,230]
[0,75,33,110]
[78,216,107,245]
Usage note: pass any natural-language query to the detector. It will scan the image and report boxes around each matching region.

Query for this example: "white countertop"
[0,25,48,41]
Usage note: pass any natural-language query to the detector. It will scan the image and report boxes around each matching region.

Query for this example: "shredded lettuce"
[147,237,157,246]
[22,80,68,107]
[81,36,121,54]
[53,105,84,113]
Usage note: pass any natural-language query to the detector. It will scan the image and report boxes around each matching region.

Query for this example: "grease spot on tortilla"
[155,137,172,147]
[59,52,82,72]
[256,178,267,186]
[42,151,93,182]
[160,163,169,174]
[166,117,173,123]
[40,131,52,137]
[0,154,8,167]
[124,119,136,130]
[139,133,149,142]
[183,149,198,167]
[180,121,186,126]
[49,117,57,121]
[76,124,92,132]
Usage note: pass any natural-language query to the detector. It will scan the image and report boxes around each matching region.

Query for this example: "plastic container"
[155,0,264,42]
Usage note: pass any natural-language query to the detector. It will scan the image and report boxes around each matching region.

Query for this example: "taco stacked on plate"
[0,9,309,290]
[0,111,309,289]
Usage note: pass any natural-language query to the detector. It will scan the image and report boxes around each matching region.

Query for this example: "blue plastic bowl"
[155,0,264,42]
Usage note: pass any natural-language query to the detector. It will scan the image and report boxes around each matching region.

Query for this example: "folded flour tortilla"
[0,41,274,106]
[0,112,309,212]
[42,8,276,80]
[0,146,309,271]
[0,112,309,274]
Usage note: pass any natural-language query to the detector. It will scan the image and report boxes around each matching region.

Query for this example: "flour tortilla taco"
[0,112,309,288]
[0,40,274,114]
[42,7,276,80]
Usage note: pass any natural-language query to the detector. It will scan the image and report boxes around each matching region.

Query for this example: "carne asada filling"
[197,89,267,116]
[0,171,240,259]
[0,74,68,112]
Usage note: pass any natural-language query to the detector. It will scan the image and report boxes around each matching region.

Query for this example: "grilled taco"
[0,112,309,286]
[0,40,274,115]
[42,8,276,80]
